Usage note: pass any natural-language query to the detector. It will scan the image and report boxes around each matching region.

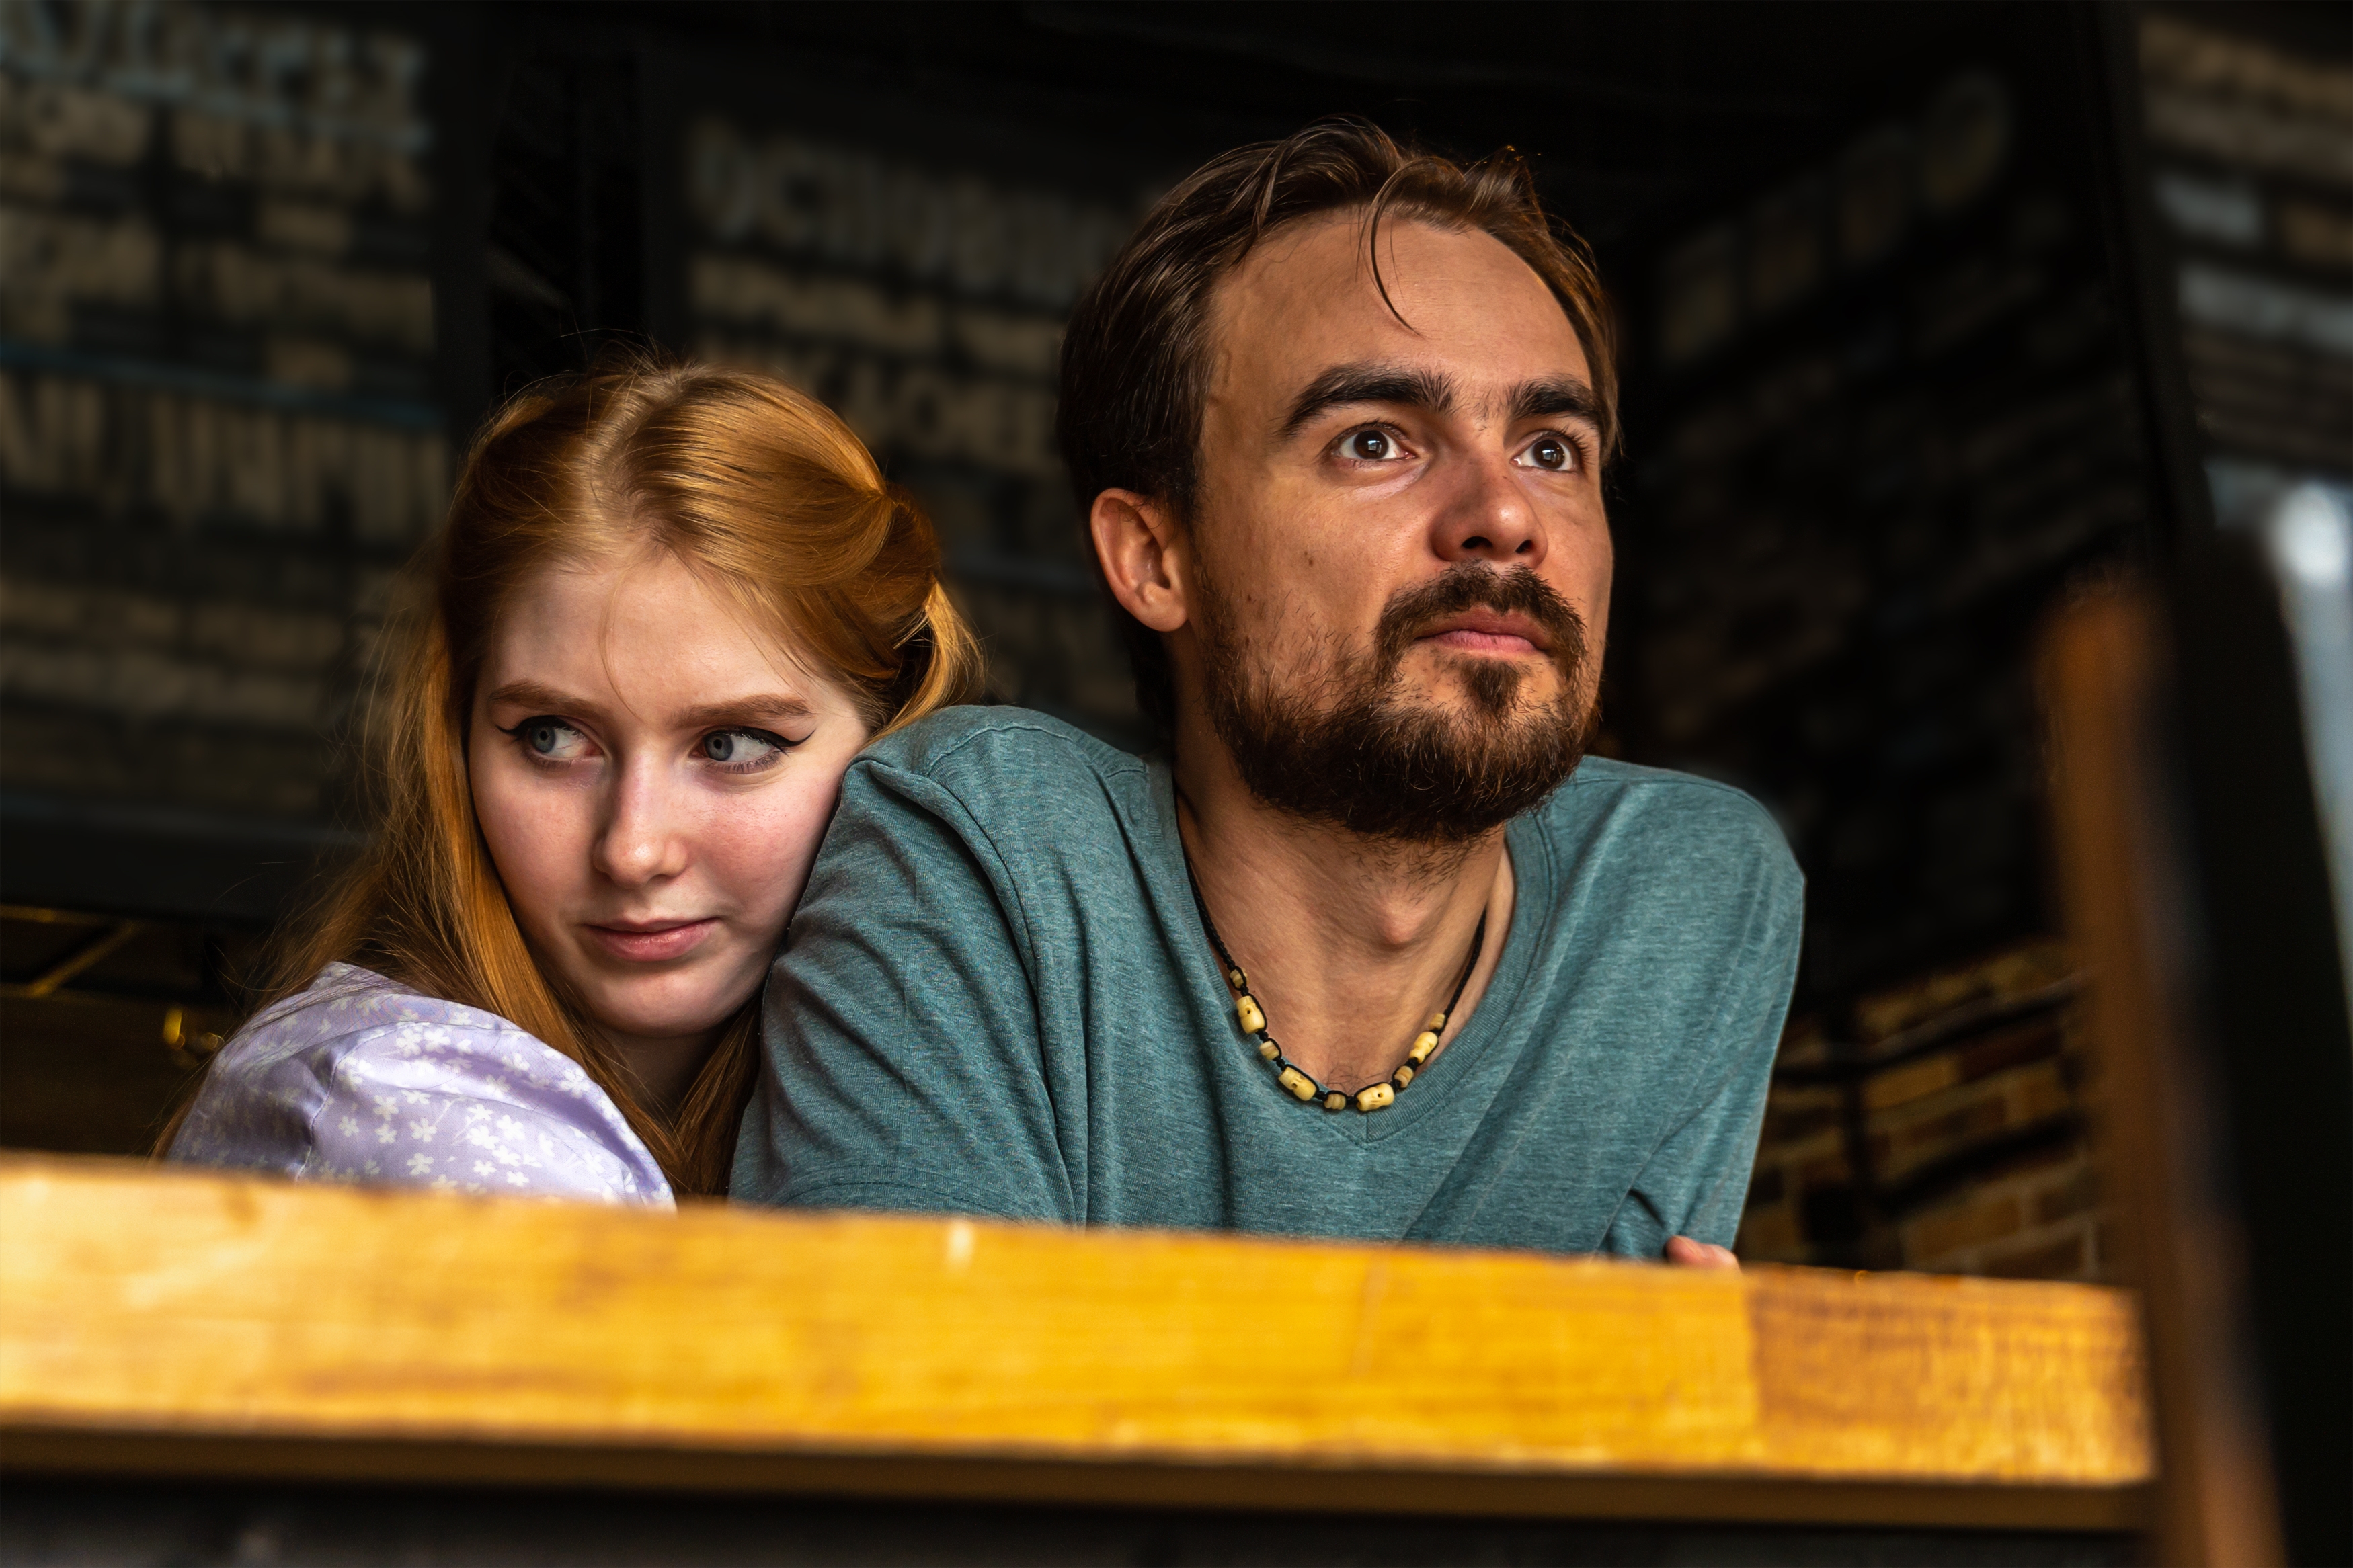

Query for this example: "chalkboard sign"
[0,1,463,918]
[641,52,1178,745]
[1617,32,2152,1015]
[2136,11,2353,482]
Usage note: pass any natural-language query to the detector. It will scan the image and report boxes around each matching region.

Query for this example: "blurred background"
[1,0,2345,1304]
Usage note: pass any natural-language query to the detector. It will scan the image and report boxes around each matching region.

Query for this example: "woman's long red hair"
[163,356,984,1195]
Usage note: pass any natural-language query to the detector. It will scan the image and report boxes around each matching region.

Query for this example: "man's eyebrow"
[1279,362,1458,439]
[1507,376,1603,426]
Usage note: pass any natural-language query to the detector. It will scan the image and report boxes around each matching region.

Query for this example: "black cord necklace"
[1182,853,1488,1114]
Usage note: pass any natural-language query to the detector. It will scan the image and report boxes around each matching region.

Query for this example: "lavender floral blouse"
[168,963,672,1206]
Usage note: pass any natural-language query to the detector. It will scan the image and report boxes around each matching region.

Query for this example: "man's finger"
[1663,1235,1741,1271]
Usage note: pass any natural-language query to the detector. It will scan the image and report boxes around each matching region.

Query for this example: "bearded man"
[736,122,1801,1265]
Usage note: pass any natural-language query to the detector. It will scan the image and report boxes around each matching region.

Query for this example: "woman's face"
[469,549,871,1067]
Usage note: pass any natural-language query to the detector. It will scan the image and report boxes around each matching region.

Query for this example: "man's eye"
[1515,434,1579,472]
[1341,427,1404,462]
[701,728,787,769]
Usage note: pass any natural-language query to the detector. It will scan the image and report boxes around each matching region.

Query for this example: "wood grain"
[2043,586,2280,1563]
[0,1156,2151,1526]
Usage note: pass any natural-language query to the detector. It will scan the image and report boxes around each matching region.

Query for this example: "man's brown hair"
[1056,117,1619,737]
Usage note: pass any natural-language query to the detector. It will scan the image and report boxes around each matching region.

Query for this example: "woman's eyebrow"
[674,695,817,731]
[483,679,600,716]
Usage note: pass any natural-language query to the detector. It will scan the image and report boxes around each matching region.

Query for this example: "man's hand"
[1664,1235,1740,1271]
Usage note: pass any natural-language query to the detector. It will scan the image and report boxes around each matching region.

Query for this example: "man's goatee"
[1193,561,1597,844]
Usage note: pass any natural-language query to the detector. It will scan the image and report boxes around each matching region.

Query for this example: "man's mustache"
[1371,564,1587,678]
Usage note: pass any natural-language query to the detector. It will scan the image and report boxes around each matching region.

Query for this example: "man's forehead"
[1208,212,1587,409]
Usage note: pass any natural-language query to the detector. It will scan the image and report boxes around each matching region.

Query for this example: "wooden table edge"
[0,1425,2152,1532]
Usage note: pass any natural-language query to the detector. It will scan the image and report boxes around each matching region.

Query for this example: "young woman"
[164,358,982,1202]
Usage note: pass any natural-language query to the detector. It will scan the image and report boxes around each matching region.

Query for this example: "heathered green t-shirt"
[735,707,1803,1255]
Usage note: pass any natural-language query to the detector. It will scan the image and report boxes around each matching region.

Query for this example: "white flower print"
[163,962,670,1207]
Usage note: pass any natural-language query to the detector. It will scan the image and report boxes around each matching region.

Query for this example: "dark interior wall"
[0,0,2066,865]
[1611,23,2154,1016]
[475,1,2120,989]
[0,0,2132,1138]
[0,7,2063,874]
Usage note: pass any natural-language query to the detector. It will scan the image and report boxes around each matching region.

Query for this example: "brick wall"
[1738,939,2111,1281]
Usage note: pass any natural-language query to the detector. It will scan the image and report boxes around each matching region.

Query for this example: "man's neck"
[1170,715,1515,1094]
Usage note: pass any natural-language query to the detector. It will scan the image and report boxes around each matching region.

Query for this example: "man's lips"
[1416,610,1552,656]
[582,917,719,963]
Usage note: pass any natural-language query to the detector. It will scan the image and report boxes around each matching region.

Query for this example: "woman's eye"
[1340,427,1404,462]
[514,718,588,761]
[1515,434,1579,472]
[700,728,787,769]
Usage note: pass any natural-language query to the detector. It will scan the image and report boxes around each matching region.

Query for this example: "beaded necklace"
[1183,856,1488,1114]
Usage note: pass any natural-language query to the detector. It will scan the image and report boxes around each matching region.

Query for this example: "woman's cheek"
[716,784,832,928]
[475,752,584,930]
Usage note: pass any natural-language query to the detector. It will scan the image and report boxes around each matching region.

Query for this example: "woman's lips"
[584,918,719,963]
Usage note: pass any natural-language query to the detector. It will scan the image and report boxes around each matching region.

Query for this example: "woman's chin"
[577,972,752,1048]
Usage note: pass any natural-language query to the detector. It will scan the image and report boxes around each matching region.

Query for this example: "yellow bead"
[1257,1040,1280,1061]
[1425,1012,1449,1032]
[1406,1030,1440,1065]
[1236,995,1266,1034]
[1322,1091,1347,1112]
[1228,969,1246,991]
[1278,1066,1318,1101]
[1355,1083,1396,1112]
[1391,1064,1415,1088]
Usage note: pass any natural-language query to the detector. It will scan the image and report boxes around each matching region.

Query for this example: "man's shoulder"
[1539,756,1802,887]
[850,704,1156,832]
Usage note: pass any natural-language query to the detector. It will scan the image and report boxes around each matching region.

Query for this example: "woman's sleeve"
[301,1022,675,1205]
[172,997,672,1208]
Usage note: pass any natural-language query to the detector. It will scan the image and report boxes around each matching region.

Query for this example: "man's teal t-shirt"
[735,706,1803,1256]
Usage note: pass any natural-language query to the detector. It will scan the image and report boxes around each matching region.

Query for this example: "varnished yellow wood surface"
[0,1157,2151,1527]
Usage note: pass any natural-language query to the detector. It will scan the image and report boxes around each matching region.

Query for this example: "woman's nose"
[592,761,692,887]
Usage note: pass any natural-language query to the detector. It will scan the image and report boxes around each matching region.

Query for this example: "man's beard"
[1192,561,1598,845]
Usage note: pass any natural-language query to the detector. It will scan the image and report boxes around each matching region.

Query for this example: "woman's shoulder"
[169,964,672,1206]
[231,961,498,1048]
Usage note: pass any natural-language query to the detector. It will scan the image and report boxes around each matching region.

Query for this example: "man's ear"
[1089,489,1189,634]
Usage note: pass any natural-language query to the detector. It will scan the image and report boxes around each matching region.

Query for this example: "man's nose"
[1432,448,1547,567]
[592,757,692,889]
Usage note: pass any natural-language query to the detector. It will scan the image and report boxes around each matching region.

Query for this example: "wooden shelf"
[0,1156,2151,1530]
